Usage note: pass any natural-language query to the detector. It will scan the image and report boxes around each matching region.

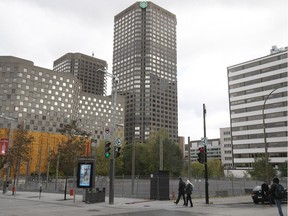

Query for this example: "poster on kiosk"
[77,162,94,188]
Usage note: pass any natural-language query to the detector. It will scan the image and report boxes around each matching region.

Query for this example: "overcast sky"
[0,0,287,142]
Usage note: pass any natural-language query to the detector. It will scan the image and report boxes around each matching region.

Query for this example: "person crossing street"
[185,180,194,207]
[174,177,186,205]
[268,177,284,216]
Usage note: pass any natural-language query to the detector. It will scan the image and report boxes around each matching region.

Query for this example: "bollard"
[70,189,74,196]
[12,185,15,196]
[39,184,42,199]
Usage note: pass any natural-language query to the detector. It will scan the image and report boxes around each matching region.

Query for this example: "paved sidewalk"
[1,191,286,216]
[2,190,251,206]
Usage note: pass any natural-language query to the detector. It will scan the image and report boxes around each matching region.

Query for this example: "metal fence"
[1,176,287,200]
[112,176,287,199]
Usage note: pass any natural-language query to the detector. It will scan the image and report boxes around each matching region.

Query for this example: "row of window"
[113,51,176,67]
[232,131,287,140]
[231,102,287,117]
[228,63,287,82]
[114,36,176,51]
[232,121,287,132]
[233,142,287,150]
[231,111,286,124]
[228,53,287,73]
[230,85,286,106]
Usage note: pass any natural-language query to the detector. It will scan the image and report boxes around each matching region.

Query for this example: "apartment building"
[227,46,288,171]
[219,127,233,169]
[189,138,222,162]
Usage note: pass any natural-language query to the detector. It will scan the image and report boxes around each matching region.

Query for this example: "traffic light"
[104,141,111,158]
[197,147,204,163]
[115,146,121,158]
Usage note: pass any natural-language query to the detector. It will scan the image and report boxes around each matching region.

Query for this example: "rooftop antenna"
[92,52,94,57]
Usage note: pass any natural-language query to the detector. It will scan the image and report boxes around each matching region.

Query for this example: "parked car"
[251,185,287,204]
[251,186,266,204]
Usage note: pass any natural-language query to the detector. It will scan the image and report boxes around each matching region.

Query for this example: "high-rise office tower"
[227,46,287,170]
[53,53,108,96]
[113,1,178,144]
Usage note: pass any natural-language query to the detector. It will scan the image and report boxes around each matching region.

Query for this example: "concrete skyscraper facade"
[0,56,81,132]
[0,56,124,145]
[53,53,108,96]
[227,46,287,172]
[113,1,178,144]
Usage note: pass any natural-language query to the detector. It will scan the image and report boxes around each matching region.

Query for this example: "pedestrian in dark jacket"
[185,180,194,207]
[268,177,284,216]
[174,177,186,205]
[261,180,269,204]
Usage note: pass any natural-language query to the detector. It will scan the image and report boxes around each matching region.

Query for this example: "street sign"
[115,138,121,147]
[104,127,111,140]
[201,137,208,146]
[105,127,110,134]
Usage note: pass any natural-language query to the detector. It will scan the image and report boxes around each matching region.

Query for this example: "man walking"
[174,177,186,205]
[268,177,284,216]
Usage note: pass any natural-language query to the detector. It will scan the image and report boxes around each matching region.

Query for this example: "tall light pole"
[203,104,209,204]
[0,113,16,194]
[131,141,135,194]
[188,136,191,179]
[159,136,163,170]
[262,87,280,184]
[97,69,119,205]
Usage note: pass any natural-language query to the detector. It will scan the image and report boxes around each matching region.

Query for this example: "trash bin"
[69,189,74,196]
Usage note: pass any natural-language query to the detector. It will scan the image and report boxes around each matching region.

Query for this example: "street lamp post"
[262,87,280,184]
[131,141,135,194]
[97,69,119,205]
[0,113,16,194]
[203,104,209,204]
[188,136,191,179]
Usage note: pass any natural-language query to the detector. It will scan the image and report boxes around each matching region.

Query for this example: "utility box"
[84,188,105,203]
[150,170,169,200]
